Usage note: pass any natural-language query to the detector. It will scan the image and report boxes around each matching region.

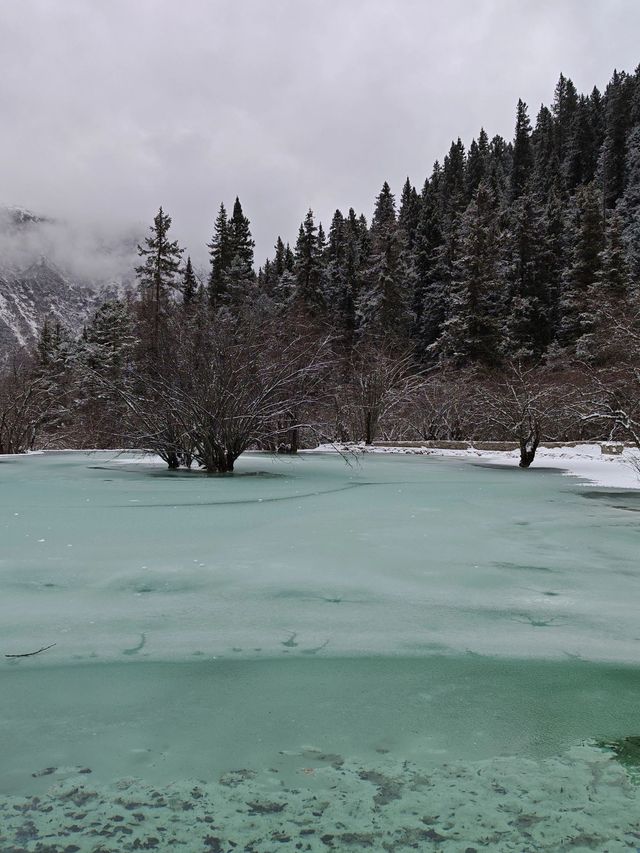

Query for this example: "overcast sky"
[1,0,639,269]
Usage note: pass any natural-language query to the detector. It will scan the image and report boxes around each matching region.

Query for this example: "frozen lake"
[1,451,640,851]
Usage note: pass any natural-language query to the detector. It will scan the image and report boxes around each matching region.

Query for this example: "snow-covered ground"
[307,442,640,490]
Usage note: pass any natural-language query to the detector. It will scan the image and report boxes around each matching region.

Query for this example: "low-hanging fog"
[1,0,639,281]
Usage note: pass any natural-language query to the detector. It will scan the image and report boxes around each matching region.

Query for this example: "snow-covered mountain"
[0,206,137,358]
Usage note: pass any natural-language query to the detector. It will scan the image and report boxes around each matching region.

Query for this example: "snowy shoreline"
[306,442,640,491]
[4,444,639,490]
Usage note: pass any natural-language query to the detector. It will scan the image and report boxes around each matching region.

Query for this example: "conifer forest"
[2,65,640,470]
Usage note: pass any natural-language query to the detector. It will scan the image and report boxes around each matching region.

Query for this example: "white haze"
[0,0,639,273]
[0,210,139,287]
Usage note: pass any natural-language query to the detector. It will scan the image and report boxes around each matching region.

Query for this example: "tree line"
[1,65,640,471]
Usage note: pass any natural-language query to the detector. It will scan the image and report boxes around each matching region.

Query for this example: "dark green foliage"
[511,100,533,200]
[435,182,503,366]
[294,209,324,310]
[136,207,183,344]
[181,256,198,306]
[207,203,232,306]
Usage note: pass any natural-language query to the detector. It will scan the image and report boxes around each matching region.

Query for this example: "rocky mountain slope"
[0,206,136,359]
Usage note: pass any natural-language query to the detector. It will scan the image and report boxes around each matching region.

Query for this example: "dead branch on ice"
[5,643,56,658]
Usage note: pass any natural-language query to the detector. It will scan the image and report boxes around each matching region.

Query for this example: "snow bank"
[307,442,640,490]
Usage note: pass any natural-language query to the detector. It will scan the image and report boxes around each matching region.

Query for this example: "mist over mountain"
[0,206,138,355]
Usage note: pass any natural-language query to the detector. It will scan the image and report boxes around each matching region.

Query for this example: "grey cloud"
[0,0,639,270]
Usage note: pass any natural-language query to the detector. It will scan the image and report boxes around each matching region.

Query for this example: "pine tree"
[413,173,446,355]
[600,70,632,209]
[465,129,489,198]
[557,183,604,348]
[503,191,551,357]
[294,209,323,309]
[434,182,503,365]
[398,178,421,250]
[207,203,232,306]
[181,256,198,307]
[532,105,558,197]
[552,73,579,164]
[596,210,631,297]
[274,237,287,276]
[228,197,255,278]
[136,207,183,344]
[511,99,533,200]
[357,182,412,339]
[617,125,640,281]
[83,300,135,377]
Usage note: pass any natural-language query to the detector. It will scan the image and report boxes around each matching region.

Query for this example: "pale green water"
[1,452,640,851]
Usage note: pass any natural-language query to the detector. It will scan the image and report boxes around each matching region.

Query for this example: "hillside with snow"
[0,206,137,357]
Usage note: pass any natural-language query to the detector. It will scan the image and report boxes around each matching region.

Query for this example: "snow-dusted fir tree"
[207,202,232,306]
[136,207,183,345]
[503,190,551,358]
[356,182,412,339]
[434,181,503,365]
[617,125,640,282]
[294,209,324,311]
[557,183,604,350]
[227,197,255,291]
[181,256,198,307]
[510,99,533,200]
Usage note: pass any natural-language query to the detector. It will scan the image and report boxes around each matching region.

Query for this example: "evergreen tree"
[600,70,632,209]
[207,203,232,306]
[511,99,533,200]
[83,300,135,377]
[532,105,558,197]
[294,209,323,310]
[224,197,255,304]
[552,73,579,164]
[434,182,503,365]
[617,125,640,282]
[465,129,489,198]
[503,191,551,357]
[181,256,198,307]
[274,236,287,276]
[557,183,604,348]
[596,210,631,297]
[398,177,421,250]
[136,207,183,344]
[357,182,412,338]
[228,197,255,276]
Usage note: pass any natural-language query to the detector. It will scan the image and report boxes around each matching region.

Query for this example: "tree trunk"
[201,446,236,473]
[519,420,540,468]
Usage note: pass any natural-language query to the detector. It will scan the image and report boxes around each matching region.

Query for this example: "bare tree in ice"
[473,363,555,467]
[114,309,331,472]
[345,343,423,445]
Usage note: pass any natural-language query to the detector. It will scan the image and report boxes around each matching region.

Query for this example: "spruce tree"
[357,182,412,339]
[434,182,503,365]
[600,70,632,209]
[558,183,604,348]
[465,129,489,198]
[207,203,232,307]
[596,210,631,298]
[552,73,579,164]
[511,99,533,200]
[617,125,640,281]
[294,209,323,310]
[181,257,198,307]
[532,105,558,197]
[136,207,183,345]
[228,197,255,277]
[398,178,421,250]
[503,191,551,357]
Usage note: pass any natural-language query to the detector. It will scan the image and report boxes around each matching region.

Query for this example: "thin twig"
[5,643,56,659]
